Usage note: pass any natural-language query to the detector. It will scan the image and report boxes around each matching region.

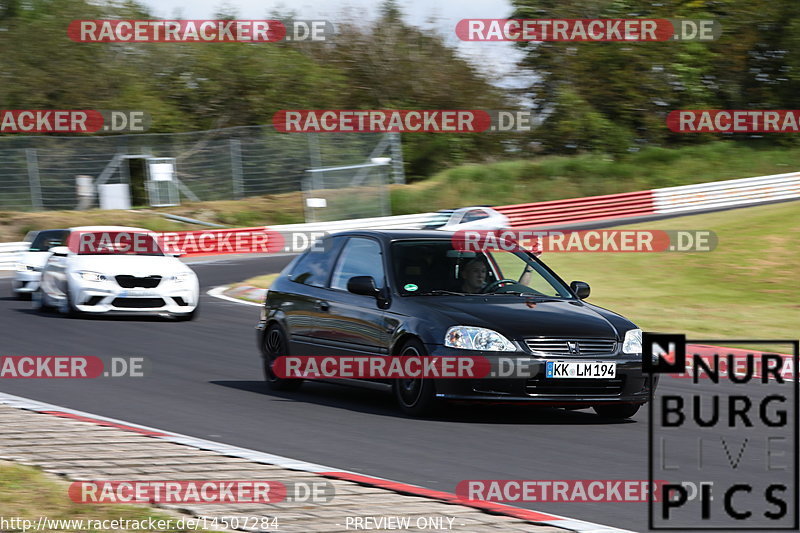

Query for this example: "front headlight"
[16,263,36,272]
[171,272,193,283]
[445,326,516,351]
[622,328,642,355]
[76,271,106,282]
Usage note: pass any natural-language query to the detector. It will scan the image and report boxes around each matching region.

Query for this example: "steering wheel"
[481,279,518,293]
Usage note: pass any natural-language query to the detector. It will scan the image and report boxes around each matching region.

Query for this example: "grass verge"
[0,460,221,532]
[0,192,305,242]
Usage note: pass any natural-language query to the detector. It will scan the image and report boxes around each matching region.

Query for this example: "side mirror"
[347,276,379,297]
[570,281,590,300]
[49,246,70,257]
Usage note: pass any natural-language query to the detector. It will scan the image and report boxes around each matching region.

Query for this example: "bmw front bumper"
[12,271,41,294]
[69,283,198,315]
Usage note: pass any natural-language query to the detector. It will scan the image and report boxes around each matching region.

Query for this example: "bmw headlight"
[16,263,36,272]
[77,271,106,282]
[445,326,516,351]
[622,328,642,355]
[172,272,193,283]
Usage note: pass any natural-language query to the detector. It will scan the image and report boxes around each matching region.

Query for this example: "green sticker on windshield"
[404,283,418,292]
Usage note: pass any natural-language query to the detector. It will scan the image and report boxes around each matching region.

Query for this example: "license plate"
[121,290,155,297]
[546,361,616,378]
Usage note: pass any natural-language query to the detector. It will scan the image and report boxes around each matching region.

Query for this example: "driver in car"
[458,257,489,293]
[458,255,536,294]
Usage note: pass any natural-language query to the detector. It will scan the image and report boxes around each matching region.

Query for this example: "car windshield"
[28,230,68,252]
[391,239,572,298]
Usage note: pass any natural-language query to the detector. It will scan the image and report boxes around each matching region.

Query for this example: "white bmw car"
[34,226,199,319]
[421,206,510,232]
[12,229,69,299]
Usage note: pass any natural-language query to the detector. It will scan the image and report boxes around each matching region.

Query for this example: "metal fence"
[0,126,404,212]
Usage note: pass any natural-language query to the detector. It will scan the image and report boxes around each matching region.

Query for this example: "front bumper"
[425,345,656,405]
[12,271,41,293]
[70,284,197,315]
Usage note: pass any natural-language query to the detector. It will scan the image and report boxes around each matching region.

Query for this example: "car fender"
[388,317,443,353]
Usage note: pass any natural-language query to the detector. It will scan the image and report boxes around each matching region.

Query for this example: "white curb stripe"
[207,285,262,307]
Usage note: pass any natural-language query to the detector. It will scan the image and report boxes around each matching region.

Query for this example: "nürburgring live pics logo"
[646,333,798,530]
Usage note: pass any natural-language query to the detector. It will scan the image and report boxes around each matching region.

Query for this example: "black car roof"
[330,229,457,241]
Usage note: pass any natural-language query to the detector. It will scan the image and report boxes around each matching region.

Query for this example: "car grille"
[115,275,162,288]
[524,338,617,357]
[525,376,626,396]
[111,297,165,308]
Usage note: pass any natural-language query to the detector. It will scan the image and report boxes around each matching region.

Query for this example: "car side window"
[330,238,385,291]
[289,238,340,288]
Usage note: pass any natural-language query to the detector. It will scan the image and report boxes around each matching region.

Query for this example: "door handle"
[316,301,330,312]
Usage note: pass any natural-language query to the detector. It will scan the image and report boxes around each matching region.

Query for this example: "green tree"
[511,0,800,151]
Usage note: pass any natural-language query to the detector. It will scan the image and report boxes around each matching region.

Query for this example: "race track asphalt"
[1,254,794,532]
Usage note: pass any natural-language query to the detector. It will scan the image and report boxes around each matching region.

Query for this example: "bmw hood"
[423,297,627,340]
[68,255,193,277]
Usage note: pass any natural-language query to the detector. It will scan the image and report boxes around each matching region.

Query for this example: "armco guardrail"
[0,242,27,270]
[496,190,655,228]
[496,171,800,228]
[652,171,800,214]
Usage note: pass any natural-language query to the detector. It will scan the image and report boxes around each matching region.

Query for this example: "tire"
[393,339,438,417]
[59,288,80,318]
[261,324,302,391]
[32,288,53,312]
[593,403,641,419]
[15,289,31,301]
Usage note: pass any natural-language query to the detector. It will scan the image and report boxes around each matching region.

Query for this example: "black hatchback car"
[256,230,656,418]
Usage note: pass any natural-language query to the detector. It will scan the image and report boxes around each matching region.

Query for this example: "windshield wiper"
[411,290,465,296]
[489,291,564,299]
